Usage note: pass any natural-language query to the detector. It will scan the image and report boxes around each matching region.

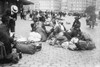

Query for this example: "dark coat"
[5,9,17,26]
[1,13,10,26]
[70,28,82,38]
[39,16,45,22]
[72,19,81,29]
[0,24,13,55]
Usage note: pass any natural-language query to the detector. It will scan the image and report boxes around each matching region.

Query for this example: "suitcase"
[16,42,42,54]
[16,42,36,54]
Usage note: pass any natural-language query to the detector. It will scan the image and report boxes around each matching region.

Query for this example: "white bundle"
[68,42,77,50]
[28,32,41,42]
[62,41,77,50]
[16,36,27,42]
[61,41,69,49]
[71,37,79,44]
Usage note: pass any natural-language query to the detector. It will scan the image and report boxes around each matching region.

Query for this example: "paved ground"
[0,16,100,67]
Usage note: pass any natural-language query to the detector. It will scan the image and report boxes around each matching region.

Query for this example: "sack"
[71,37,79,44]
[16,43,36,54]
[61,41,69,49]
[78,40,87,50]
[86,41,96,50]
[78,40,96,50]
[68,42,77,50]
[0,42,7,59]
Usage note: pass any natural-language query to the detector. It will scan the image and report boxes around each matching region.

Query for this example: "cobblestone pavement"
[0,16,100,67]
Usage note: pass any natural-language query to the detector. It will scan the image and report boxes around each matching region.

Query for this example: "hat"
[11,5,18,13]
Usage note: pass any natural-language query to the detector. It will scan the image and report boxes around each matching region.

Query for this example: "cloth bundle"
[28,32,41,42]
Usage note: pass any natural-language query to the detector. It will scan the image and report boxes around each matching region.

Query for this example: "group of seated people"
[30,11,95,50]
[0,10,96,64]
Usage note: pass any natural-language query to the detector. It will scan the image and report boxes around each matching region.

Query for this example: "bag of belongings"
[61,41,69,49]
[16,42,42,54]
[67,42,77,50]
[78,40,96,50]
[67,37,79,50]
[71,37,79,44]
[28,32,41,42]
[70,37,95,50]
[61,39,78,50]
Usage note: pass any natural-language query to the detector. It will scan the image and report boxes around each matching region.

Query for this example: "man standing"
[8,5,18,38]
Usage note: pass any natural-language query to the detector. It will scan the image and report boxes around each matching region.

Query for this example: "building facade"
[61,0,96,13]
[29,0,61,11]
[22,0,96,12]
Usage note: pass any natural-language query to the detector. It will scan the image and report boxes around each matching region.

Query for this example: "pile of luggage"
[62,36,95,50]
[15,31,43,54]
[47,31,96,51]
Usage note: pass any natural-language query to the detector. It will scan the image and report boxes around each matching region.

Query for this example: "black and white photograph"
[0,0,99,67]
